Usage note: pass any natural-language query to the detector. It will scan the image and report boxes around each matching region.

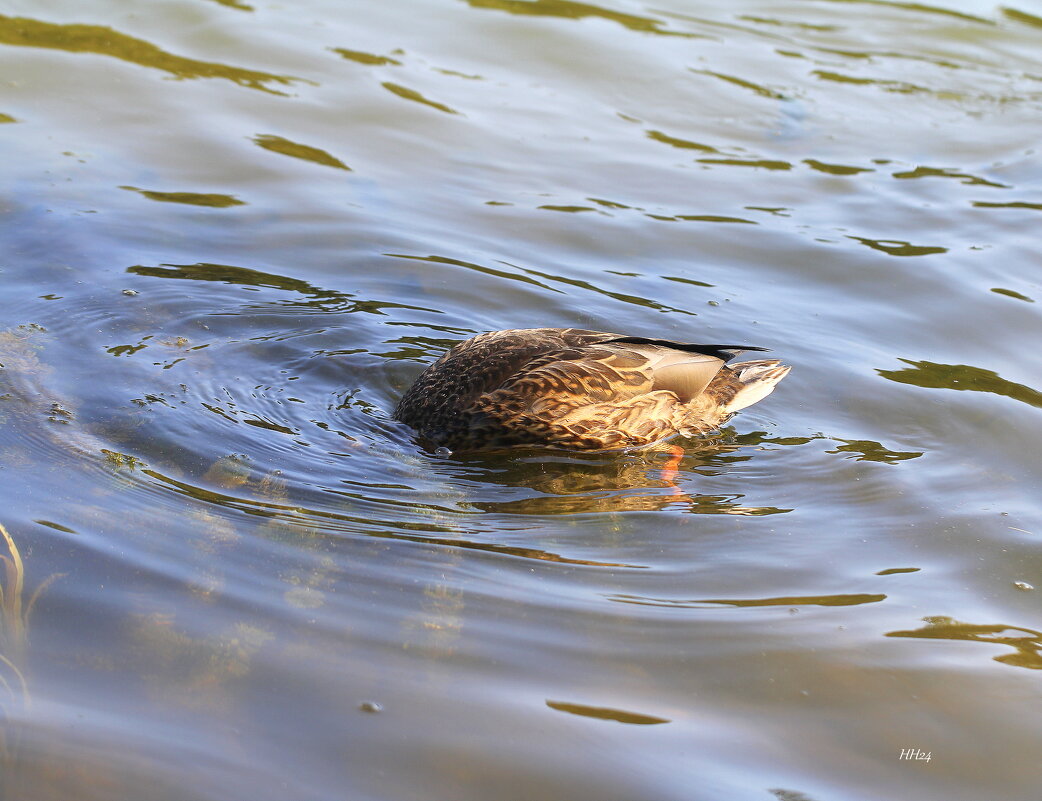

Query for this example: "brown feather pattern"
[393,328,790,451]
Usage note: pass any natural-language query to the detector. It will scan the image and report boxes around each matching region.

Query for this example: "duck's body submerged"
[393,328,790,451]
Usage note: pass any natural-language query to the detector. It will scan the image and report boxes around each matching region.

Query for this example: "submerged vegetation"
[0,522,61,775]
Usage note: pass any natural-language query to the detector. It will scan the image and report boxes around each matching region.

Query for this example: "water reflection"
[463,0,700,37]
[206,0,254,10]
[847,237,947,257]
[878,359,1042,408]
[381,83,460,115]
[127,262,441,316]
[545,700,669,725]
[989,287,1034,303]
[331,48,403,66]
[825,439,921,463]
[119,188,246,208]
[251,136,351,171]
[465,447,793,516]
[609,592,886,609]
[887,616,1042,670]
[0,14,299,94]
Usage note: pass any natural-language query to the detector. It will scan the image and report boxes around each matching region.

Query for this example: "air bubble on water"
[434,447,452,458]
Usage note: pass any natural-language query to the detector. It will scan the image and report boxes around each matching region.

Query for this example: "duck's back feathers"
[392,328,788,451]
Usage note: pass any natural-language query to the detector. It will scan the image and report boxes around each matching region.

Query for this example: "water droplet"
[122,289,138,296]
[1013,581,1034,591]
[359,701,383,713]
[434,447,452,458]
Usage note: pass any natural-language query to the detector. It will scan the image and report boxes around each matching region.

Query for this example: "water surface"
[1,1,1041,799]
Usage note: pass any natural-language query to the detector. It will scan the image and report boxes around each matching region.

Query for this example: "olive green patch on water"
[205,0,254,10]
[242,416,298,435]
[100,449,146,471]
[538,205,601,213]
[689,68,789,100]
[546,700,670,725]
[381,82,459,114]
[803,159,874,175]
[886,616,1042,670]
[33,520,77,534]
[739,15,839,32]
[697,158,793,170]
[129,261,313,291]
[0,14,300,94]
[119,186,246,208]
[745,206,791,216]
[876,567,920,576]
[674,214,757,224]
[610,593,886,608]
[433,67,483,80]
[878,359,1042,408]
[0,113,16,123]
[586,197,632,209]
[847,236,946,257]
[252,134,351,170]
[811,70,931,95]
[826,439,922,463]
[990,287,1034,302]
[1003,8,1042,28]
[520,265,697,316]
[663,276,714,288]
[463,0,699,38]
[331,47,402,66]
[973,201,1042,211]
[892,165,1008,188]
[386,252,559,293]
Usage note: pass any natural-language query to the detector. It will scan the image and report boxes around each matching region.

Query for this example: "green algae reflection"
[546,700,669,725]
[381,82,459,114]
[0,14,299,94]
[252,134,351,171]
[120,187,246,208]
[878,359,1042,409]
[464,0,699,37]
[331,47,402,66]
[888,616,1042,670]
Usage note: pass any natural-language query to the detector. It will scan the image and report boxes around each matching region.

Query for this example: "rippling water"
[1,1,1041,799]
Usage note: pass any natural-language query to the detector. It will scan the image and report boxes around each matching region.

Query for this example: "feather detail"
[392,328,789,451]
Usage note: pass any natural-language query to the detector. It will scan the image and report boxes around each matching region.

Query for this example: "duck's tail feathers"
[720,360,791,414]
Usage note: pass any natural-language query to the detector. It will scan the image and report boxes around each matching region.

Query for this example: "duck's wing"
[393,328,616,432]
[480,340,729,410]
[467,341,730,447]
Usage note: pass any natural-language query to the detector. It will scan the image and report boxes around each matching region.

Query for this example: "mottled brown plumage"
[393,328,790,451]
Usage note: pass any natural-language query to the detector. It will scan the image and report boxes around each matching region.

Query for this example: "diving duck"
[393,327,790,451]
